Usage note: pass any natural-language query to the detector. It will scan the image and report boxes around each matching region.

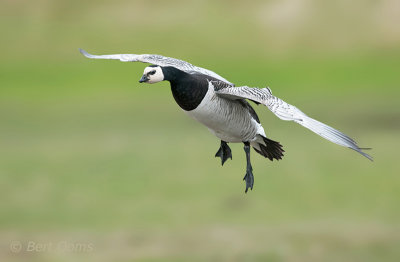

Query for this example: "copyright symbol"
[10,241,22,253]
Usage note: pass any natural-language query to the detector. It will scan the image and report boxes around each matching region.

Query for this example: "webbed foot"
[243,168,254,193]
[215,140,232,166]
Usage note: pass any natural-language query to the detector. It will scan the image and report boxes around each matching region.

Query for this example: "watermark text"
[10,240,94,253]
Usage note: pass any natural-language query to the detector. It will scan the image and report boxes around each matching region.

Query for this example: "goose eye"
[149,70,156,75]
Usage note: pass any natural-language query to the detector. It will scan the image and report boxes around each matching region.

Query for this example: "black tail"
[253,136,285,161]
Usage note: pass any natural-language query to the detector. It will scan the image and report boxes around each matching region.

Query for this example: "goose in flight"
[79,49,372,193]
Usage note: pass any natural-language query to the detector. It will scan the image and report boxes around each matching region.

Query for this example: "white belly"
[184,85,264,143]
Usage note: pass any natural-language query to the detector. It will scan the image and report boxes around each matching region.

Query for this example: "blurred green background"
[1,0,399,261]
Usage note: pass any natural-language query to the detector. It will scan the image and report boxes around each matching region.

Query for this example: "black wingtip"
[79,48,94,59]
[352,147,373,161]
[79,48,87,56]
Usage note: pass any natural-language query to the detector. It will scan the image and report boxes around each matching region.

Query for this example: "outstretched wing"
[213,82,372,160]
[79,49,233,85]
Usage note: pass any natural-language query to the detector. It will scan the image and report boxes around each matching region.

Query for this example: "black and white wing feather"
[79,49,233,85]
[213,82,372,160]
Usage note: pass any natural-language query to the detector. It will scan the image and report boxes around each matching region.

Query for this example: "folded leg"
[243,142,254,193]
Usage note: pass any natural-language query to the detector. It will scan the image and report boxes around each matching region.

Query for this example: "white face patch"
[143,66,164,84]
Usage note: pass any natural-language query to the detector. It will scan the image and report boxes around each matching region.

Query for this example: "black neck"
[161,66,187,83]
[161,67,208,111]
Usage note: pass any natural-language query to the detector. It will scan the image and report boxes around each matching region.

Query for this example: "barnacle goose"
[80,49,372,193]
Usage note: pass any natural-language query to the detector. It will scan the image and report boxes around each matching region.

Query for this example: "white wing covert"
[79,49,233,85]
[212,82,372,160]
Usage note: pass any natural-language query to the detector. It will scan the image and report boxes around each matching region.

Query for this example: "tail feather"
[252,135,284,161]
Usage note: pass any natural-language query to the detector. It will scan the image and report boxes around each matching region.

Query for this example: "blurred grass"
[1,0,400,261]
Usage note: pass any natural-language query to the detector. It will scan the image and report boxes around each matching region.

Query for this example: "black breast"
[162,67,260,122]
[165,68,210,111]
